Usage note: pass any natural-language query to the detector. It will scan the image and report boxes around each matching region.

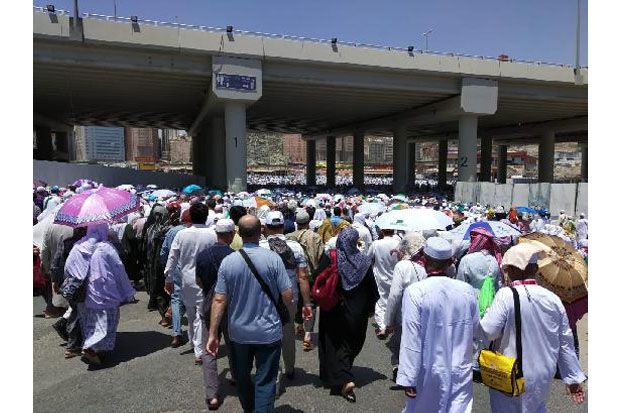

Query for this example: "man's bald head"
[238,215,262,243]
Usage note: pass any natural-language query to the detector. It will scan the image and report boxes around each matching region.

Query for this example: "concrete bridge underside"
[33,9,587,191]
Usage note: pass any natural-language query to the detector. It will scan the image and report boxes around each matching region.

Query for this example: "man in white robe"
[397,237,479,413]
[575,213,588,244]
[164,203,217,364]
[477,243,586,412]
[366,228,400,338]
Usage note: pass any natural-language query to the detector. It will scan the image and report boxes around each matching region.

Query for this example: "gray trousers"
[276,300,297,394]
[387,325,401,367]
[200,304,235,400]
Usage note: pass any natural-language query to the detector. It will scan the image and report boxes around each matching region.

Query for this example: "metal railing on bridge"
[34,6,585,70]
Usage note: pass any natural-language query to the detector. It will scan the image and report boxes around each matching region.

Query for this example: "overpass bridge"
[33,7,587,191]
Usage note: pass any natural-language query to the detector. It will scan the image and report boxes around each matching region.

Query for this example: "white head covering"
[423,237,453,260]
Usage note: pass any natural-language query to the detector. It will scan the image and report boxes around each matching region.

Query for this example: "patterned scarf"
[468,228,503,267]
[336,227,372,291]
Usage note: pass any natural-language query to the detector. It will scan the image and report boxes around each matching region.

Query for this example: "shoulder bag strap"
[238,249,280,310]
[509,286,523,377]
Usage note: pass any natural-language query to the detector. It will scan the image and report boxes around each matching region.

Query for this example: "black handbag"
[239,249,290,325]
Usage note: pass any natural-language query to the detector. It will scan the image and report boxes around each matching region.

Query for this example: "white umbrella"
[375,208,453,232]
[151,189,176,198]
[256,188,272,197]
[116,184,134,192]
[146,184,158,189]
[358,202,387,215]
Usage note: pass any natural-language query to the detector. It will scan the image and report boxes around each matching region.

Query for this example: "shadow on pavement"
[88,330,170,370]
[275,405,304,413]
[351,366,388,388]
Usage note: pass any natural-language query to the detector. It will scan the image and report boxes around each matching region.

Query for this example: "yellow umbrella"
[518,233,588,303]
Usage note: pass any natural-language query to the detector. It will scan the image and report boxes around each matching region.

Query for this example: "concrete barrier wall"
[454,181,588,217]
[512,184,530,207]
[576,183,588,216]
[34,160,205,189]
[549,184,577,217]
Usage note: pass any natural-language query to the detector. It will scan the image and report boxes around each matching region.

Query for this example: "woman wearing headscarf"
[317,227,379,402]
[64,223,136,365]
[384,233,427,382]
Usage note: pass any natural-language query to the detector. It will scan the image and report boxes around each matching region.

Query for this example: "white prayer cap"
[423,237,453,260]
[296,210,310,224]
[502,243,543,271]
[215,218,235,233]
[579,212,585,218]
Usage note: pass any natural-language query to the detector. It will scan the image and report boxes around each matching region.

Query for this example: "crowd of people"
[33,181,587,412]
[247,172,452,189]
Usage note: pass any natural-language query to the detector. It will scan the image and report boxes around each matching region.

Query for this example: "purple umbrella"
[54,186,141,228]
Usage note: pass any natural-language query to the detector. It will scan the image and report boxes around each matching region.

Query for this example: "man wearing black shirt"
[195,218,235,411]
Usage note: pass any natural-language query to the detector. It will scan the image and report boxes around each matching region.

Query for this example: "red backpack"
[311,249,340,311]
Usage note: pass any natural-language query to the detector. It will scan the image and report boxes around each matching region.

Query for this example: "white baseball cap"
[265,211,285,226]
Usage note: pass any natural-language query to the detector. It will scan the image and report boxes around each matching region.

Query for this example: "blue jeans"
[229,340,281,413]
[171,281,186,337]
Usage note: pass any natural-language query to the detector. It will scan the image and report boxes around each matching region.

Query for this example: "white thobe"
[478,285,587,413]
[576,219,588,242]
[397,276,479,413]
[384,260,427,328]
[367,235,400,330]
[164,224,217,358]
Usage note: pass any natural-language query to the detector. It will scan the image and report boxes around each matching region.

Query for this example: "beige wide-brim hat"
[501,243,546,271]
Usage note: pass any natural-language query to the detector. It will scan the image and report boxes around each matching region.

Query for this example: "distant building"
[125,128,160,162]
[282,134,306,164]
[161,129,184,161]
[169,134,192,164]
[74,126,125,162]
[365,136,393,164]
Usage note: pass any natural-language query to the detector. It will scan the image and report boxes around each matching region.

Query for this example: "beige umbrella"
[518,233,588,303]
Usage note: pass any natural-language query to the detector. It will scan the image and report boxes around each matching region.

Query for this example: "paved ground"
[34,292,587,412]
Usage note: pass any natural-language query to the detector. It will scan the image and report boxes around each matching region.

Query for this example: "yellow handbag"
[478,287,526,396]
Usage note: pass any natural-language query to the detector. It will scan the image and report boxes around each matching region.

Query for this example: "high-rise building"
[160,129,182,161]
[73,126,125,161]
[170,134,192,164]
[124,128,160,161]
[282,134,306,164]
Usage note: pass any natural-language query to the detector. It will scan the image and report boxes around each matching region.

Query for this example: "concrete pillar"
[326,136,336,187]
[34,126,53,160]
[407,141,416,187]
[480,136,493,182]
[353,131,364,188]
[224,101,247,192]
[538,130,555,183]
[192,131,207,178]
[497,144,508,184]
[393,125,408,192]
[306,139,316,186]
[209,117,227,189]
[457,114,478,182]
[438,140,448,189]
[580,142,588,182]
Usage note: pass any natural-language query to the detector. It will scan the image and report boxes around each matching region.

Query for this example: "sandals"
[302,338,314,352]
[64,349,81,359]
[206,398,220,411]
[80,349,101,365]
[340,382,356,403]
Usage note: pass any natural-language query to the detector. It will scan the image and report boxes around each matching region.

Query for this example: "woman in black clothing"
[318,227,379,403]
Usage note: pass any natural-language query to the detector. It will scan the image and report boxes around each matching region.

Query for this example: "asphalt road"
[33,292,587,412]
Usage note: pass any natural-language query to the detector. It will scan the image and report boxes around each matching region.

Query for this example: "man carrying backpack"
[260,211,313,397]
[286,209,325,351]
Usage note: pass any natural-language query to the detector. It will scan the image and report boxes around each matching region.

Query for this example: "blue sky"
[33,0,587,65]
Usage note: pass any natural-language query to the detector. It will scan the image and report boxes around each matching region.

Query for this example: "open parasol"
[518,233,588,303]
[449,220,521,240]
[54,186,141,228]
[375,208,453,232]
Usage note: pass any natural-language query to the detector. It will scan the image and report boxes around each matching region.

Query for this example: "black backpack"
[267,237,297,270]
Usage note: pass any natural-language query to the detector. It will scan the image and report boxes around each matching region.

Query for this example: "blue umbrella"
[516,206,538,214]
[182,184,202,194]
[449,220,521,240]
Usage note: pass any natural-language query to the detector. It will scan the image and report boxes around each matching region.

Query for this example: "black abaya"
[318,255,378,389]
